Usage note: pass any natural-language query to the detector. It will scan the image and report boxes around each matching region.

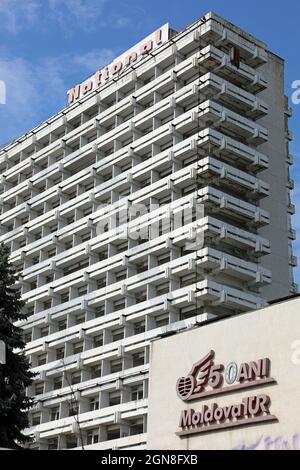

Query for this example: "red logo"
[176,350,224,401]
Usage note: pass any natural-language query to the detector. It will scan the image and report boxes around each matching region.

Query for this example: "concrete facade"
[0,12,296,449]
[147,296,300,450]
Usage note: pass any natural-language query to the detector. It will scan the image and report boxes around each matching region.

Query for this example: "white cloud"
[0,46,118,146]
[48,0,108,31]
[0,0,39,34]
[114,17,130,29]
[72,48,115,72]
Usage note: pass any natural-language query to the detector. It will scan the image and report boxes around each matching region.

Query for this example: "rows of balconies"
[197,157,269,199]
[198,128,268,170]
[7,189,270,276]
[199,45,267,92]
[25,397,148,449]
[198,100,268,144]
[0,37,267,178]
[0,148,269,248]
[201,13,268,68]
[19,246,271,309]
[200,72,268,118]
[0,126,268,223]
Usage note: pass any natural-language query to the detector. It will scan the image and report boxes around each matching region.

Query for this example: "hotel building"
[0,12,296,449]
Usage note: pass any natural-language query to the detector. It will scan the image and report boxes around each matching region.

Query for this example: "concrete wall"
[147,297,300,450]
[259,52,293,301]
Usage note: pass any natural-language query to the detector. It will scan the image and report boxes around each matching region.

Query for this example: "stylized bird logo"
[176,350,224,401]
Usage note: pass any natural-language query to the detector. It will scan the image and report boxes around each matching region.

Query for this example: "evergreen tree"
[0,243,35,449]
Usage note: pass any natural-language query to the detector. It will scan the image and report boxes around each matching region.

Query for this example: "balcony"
[197,128,269,170]
[202,13,268,68]
[199,73,268,119]
[198,100,268,144]
[197,45,268,93]
[197,156,269,200]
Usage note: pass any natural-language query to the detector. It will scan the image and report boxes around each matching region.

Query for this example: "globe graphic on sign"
[176,375,195,401]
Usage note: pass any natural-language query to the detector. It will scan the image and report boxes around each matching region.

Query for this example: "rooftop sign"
[67,24,170,106]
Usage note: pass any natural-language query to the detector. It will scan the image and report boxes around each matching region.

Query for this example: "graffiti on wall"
[233,433,300,451]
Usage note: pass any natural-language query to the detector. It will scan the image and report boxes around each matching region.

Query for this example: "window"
[115,270,127,282]
[78,285,88,296]
[134,321,145,335]
[180,273,197,288]
[110,359,122,374]
[156,282,169,296]
[66,435,78,449]
[109,392,121,407]
[112,328,124,342]
[113,299,125,312]
[71,371,81,385]
[49,224,58,233]
[69,405,78,417]
[31,413,41,426]
[47,248,56,258]
[61,292,69,303]
[56,348,64,360]
[130,419,144,436]
[91,364,102,379]
[93,334,103,348]
[51,407,60,421]
[75,313,85,325]
[27,307,35,316]
[157,253,170,266]
[131,384,144,401]
[83,206,93,217]
[106,427,120,441]
[132,351,145,367]
[65,241,73,250]
[48,438,58,450]
[95,306,105,318]
[46,274,54,283]
[81,232,91,242]
[43,300,52,310]
[24,332,32,343]
[35,382,44,395]
[89,398,99,412]
[180,307,199,320]
[38,353,47,366]
[84,181,94,191]
[136,261,148,274]
[87,429,99,445]
[58,319,67,331]
[99,250,108,261]
[73,341,83,355]
[30,281,37,290]
[156,314,169,328]
[135,291,147,304]
[97,277,106,289]
[63,259,89,275]
[53,376,62,390]
[40,326,49,338]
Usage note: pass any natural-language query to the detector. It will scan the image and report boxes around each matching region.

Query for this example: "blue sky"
[0,0,299,284]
